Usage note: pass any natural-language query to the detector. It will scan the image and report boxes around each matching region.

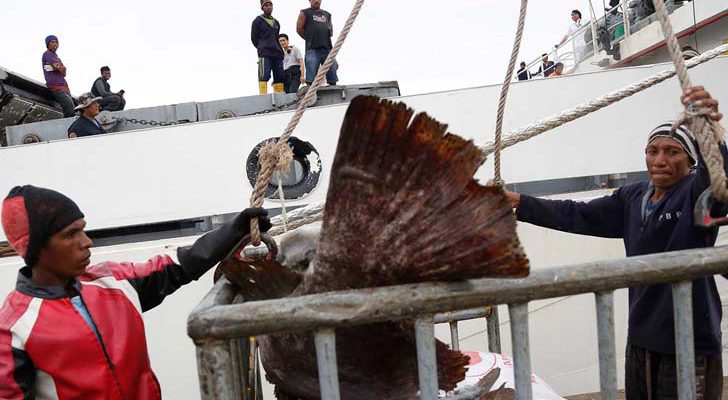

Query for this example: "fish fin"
[313,95,528,291]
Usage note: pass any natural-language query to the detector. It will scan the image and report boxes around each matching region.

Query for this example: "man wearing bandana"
[506,87,725,399]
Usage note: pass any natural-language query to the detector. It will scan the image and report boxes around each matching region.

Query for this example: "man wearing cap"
[42,35,75,118]
[67,93,105,138]
[251,0,285,94]
[0,185,271,398]
[505,87,725,398]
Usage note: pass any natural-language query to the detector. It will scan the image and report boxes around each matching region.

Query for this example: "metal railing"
[188,245,728,399]
[518,0,692,79]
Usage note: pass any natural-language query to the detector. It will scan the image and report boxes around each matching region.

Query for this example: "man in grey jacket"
[91,66,126,111]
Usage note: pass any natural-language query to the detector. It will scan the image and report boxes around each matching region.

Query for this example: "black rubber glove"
[177,208,272,280]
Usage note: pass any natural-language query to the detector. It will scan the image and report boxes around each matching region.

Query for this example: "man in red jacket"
[0,185,271,399]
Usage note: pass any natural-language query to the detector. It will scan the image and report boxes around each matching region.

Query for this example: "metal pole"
[595,291,618,400]
[621,0,631,37]
[449,321,460,351]
[486,306,502,353]
[588,0,601,56]
[509,303,532,400]
[314,328,342,400]
[195,340,237,400]
[672,281,696,400]
[415,316,439,400]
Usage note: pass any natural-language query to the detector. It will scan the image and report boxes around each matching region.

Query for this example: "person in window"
[504,87,725,399]
[0,185,271,399]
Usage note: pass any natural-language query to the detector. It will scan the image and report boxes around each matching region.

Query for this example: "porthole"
[246,137,322,200]
[217,110,236,119]
[22,134,41,144]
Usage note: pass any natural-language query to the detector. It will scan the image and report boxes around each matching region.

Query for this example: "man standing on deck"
[251,0,285,94]
[67,93,105,138]
[0,185,271,398]
[91,66,126,111]
[505,87,725,398]
[279,33,306,94]
[556,10,587,63]
[42,35,75,118]
[297,0,338,86]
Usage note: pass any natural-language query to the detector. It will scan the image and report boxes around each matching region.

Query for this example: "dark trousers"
[283,66,302,94]
[625,345,723,400]
[258,57,284,84]
[51,89,76,117]
[99,95,126,112]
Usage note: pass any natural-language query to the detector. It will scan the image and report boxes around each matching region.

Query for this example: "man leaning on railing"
[505,87,725,399]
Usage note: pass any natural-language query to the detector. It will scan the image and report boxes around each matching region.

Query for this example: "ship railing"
[518,0,691,79]
[188,245,728,400]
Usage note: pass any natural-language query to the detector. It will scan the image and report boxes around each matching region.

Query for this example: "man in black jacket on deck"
[505,87,724,399]
[251,0,285,94]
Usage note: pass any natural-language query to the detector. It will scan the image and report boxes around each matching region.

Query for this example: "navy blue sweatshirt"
[251,15,284,59]
[516,143,728,356]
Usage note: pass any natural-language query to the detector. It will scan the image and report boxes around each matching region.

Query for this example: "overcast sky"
[1,0,603,108]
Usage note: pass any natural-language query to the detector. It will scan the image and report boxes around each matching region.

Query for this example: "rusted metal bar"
[672,281,696,400]
[195,339,237,400]
[509,303,532,400]
[415,316,439,400]
[188,246,728,340]
[228,339,243,399]
[486,306,502,354]
[433,308,489,324]
[314,328,342,400]
[595,291,618,400]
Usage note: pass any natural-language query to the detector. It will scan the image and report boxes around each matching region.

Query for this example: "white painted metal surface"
[2,58,727,242]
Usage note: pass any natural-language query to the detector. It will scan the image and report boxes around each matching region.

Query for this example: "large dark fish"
[220,96,529,399]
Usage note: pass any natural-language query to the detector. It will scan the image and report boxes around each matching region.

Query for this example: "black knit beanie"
[1,185,84,266]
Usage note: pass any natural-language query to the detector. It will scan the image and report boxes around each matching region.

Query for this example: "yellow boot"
[273,83,284,94]
[258,81,268,95]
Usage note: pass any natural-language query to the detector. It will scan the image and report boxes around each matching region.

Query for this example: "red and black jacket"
[0,255,195,400]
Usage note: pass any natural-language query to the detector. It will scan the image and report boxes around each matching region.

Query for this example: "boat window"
[246,137,322,200]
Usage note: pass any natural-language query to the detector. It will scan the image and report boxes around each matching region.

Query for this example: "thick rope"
[480,42,728,156]
[493,0,529,185]
[652,0,728,202]
[268,43,728,231]
[249,0,366,245]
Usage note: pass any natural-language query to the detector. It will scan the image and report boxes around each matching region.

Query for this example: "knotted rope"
[480,42,728,156]
[652,0,728,202]
[249,0,366,245]
[493,0,529,185]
